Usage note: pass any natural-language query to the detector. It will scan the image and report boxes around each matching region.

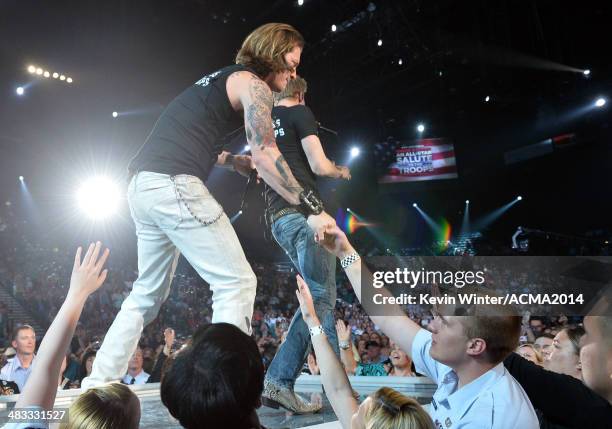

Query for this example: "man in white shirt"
[316,225,539,428]
[0,325,36,392]
[121,347,149,385]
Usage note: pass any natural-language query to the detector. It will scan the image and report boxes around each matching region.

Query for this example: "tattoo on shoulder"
[245,77,276,149]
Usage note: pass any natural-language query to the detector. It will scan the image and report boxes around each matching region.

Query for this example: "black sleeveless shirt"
[128,64,252,182]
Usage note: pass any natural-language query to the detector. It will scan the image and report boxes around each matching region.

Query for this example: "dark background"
[0,0,610,262]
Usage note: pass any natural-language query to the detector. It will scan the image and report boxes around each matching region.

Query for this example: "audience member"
[545,325,584,379]
[160,323,264,429]
[0,324,36,392]
[296,274,434,429]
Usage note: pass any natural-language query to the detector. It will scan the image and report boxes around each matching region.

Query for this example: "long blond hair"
[60,383,139,429]
[366,387,434,429]
[235,23,304,77]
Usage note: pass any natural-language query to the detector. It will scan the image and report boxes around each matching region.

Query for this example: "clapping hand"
[68,242,109,300]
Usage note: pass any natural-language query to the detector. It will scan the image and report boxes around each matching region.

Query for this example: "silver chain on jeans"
[171,176,223,226]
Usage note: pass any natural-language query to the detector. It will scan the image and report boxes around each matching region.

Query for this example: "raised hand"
[335,319,351,343]
[307,211,336,243]
[295,275,319,328]
[69,242,109,299]
[315,224,354,259]
[164,327,176,348]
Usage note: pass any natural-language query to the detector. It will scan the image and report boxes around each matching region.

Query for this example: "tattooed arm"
[230,72,304,205]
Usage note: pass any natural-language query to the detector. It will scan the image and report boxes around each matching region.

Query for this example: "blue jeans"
[265,213,339,388]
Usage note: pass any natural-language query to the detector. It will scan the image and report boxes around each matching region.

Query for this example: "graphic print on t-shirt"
[273,118,285,138]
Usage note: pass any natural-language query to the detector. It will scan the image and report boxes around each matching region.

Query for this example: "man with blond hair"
[262,76,351,413]
[83,23,336,389]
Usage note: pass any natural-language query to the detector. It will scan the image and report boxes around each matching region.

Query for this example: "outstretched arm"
[317,226,422,360]
[15,242,109,411]
[296,275,357,429]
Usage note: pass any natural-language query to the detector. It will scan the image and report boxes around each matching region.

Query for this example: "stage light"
[36,68,43,75]
[43,71,50,78]
[517,196,523,201]
[19,176,24,182]
[112,111,118,118]
[238,210,243,215]
[60,75,66,81]
[27,65,36,74]
[377,39,383,47]
[583,69,590,76]
[244,145,250,151]
[398,59,403,65]
[595,97,606,108]
[297,0,304,5]
[77,177,121,220]
[16,87,24,96]
[417,123,425,133]
[66,77,73,83]
[485,95,490,102]
[331,24,337,32]
[413,203,418,208]
[350,147,360,158]
[346,208,351,212]
[465,200,470,204]
[52,72,59,79]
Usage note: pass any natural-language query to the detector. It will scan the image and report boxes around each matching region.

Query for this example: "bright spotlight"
[244,145,250,151]
[112,111,118,118]
[19,176,24,182]
[377,39,383,47]
[238,210,243,215]
[465,200,470,204]
[595,97,606,108]
[350,147,360,158]
[485,95,490,102]
[16,87,24,96]
[77,177,121,220]
[417,123,425,133]
[412,203,418,208]
[517,196,523,201]
[27,65,36,74]
[583,69,591,76]
[66,77,73,83]
[43,71,50,78]
[297,0,304,5]
[52,72,59,79]
[346,208,351,212]
[60,75,66,81]
[36,68,43,75]
[331,24,337,32]
[398,58,403,65]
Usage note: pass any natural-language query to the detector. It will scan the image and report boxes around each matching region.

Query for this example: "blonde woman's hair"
[235,23,304,78]
[60,383,139,429]
[366,387,434,429]
[517,343,544,365]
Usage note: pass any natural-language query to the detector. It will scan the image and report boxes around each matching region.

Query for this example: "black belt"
[269,207,303,224]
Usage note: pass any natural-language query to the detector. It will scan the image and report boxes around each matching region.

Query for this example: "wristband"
[340,252,360,269]
[339,341,350,350]
[299,190,324,215]
[309,325,325,338]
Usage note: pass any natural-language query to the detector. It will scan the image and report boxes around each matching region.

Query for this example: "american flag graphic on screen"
[377,138,458,183]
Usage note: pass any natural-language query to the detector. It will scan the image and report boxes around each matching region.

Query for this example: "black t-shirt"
[265,104,320,214]
[128,64,252,182]
[504,352,612,428]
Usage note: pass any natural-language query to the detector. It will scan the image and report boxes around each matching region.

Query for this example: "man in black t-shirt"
[262,77,351,413]
[83,24,338,390]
